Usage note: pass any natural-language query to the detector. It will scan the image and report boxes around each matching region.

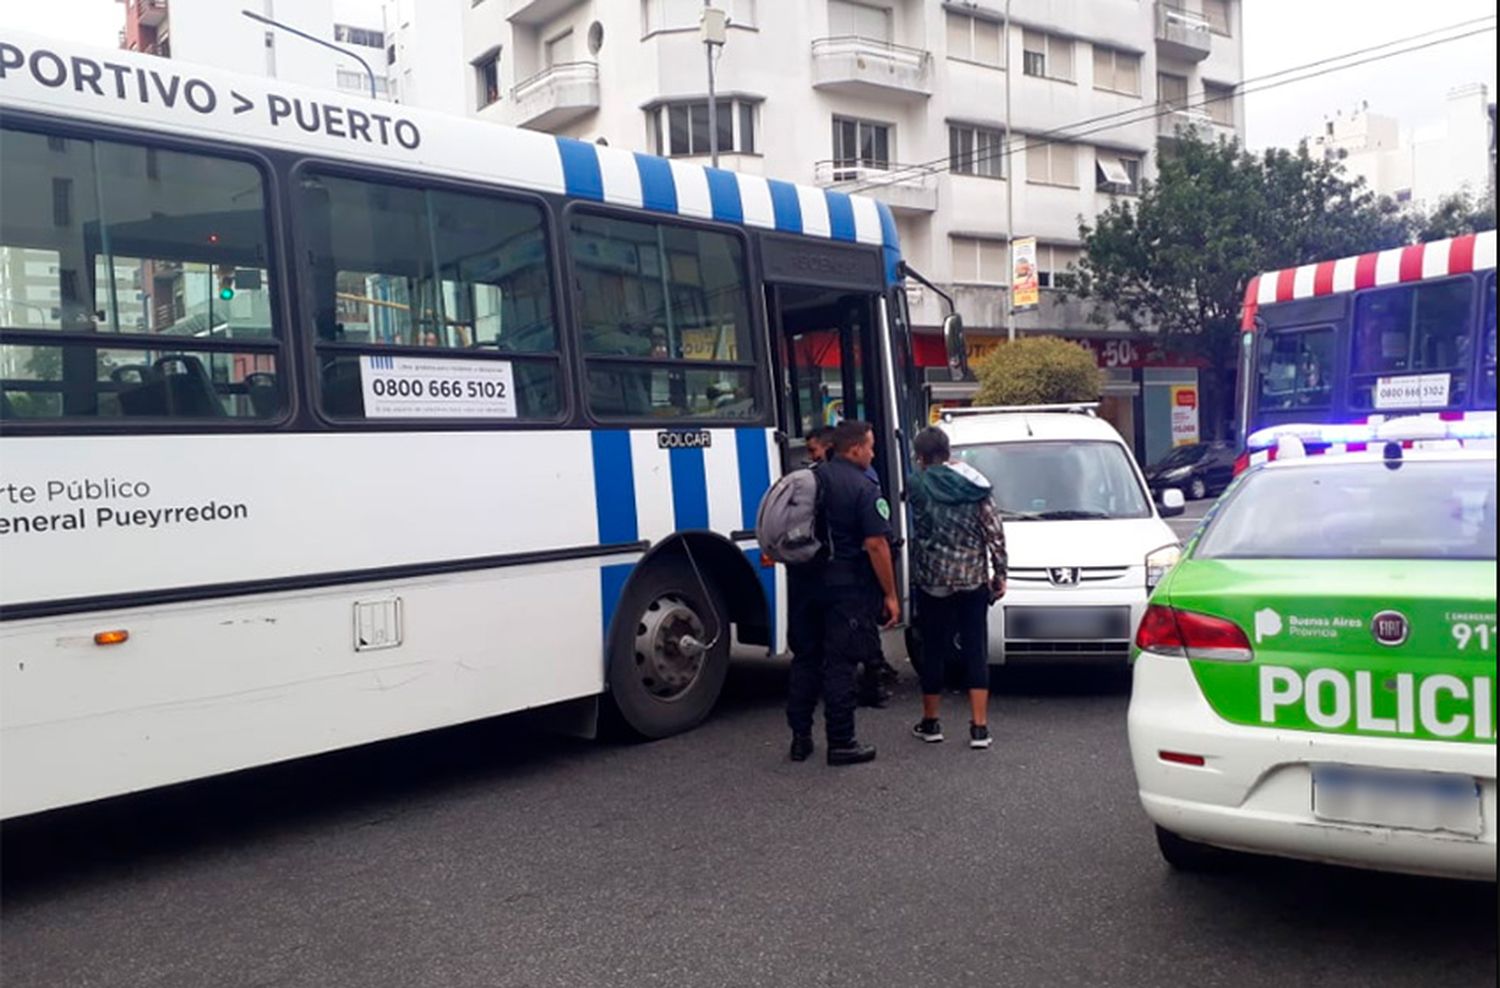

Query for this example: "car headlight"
[1146,543,1182,591]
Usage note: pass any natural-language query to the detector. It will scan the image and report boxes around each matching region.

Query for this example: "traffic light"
[217,267,235,301]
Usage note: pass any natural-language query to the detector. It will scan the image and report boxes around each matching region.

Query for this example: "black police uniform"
[786,456,892,747]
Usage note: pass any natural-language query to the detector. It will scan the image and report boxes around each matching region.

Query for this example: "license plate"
[1005,606,1131,640]
[1312,765,1482,836]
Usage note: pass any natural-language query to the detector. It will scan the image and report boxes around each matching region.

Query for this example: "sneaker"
[912,718,944,743]
[789,734,815,762]
[969,723,992,749]
[827,741,877,766]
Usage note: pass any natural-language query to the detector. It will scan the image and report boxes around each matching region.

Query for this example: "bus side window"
[0,125,283,423]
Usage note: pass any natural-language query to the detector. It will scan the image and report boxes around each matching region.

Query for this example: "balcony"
[510,62,599,130]
[811,37,932,101]
[504,0,585,25]
[1155,4,1211,62]
[813,160,937,215]
[1156,108,1233,143]
[131,0,168,28]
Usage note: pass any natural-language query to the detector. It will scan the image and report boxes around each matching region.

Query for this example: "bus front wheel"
[607,556,730,739]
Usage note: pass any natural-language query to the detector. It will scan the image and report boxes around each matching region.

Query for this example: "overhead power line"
[843,17,1498,195]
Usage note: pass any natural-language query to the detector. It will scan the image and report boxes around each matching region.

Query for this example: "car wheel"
[1189,477,1207,501]
[1154,825,1230,872]
[606,555,730,739]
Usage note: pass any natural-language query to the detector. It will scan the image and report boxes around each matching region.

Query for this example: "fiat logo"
[1371,610,1409,647]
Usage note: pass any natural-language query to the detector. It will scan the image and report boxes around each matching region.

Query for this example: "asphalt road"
[1167,494,1215,543]
[2,654,1493,988]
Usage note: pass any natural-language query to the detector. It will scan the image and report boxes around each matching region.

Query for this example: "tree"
[1066,135,1410,440]
[1410,188,1497,242]
[972,336,1102,406]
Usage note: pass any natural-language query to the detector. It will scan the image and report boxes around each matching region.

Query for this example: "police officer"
[786,420,899,766]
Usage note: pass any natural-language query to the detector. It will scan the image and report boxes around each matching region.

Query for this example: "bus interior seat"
[244,371,279,418]
[320,358,365,417]
[0,388,14,419]
[155,355,225,417]
[114,363,167,417]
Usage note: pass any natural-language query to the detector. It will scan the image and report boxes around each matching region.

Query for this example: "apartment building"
[1310,84,1495,210]
[409,0,1243,456]
[117,0,394,101]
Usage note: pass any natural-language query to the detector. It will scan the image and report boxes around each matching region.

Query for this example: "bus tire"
[606,556,730,739]
[1154,825,1230,872]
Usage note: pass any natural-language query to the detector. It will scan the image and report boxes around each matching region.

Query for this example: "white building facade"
[1312,84,1495,210]
[389,0,1244,453]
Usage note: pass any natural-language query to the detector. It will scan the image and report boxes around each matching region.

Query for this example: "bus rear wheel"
[607,556,730,739]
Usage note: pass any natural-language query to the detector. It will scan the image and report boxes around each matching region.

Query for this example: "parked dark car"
[1144,442,1237,501]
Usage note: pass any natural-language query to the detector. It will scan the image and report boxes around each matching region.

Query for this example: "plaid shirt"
[909,471,1008,592]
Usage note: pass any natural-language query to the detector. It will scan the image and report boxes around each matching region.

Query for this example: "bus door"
[759,233,905,593]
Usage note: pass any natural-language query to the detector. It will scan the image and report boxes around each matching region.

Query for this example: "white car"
[937,405,1185,666]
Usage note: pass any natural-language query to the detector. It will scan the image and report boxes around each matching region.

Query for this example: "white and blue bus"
[0,34,953,818]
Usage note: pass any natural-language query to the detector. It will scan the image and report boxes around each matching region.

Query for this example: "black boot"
[789,734,815,762]
[827,741,877,766]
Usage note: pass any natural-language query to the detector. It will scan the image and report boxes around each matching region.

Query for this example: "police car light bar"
[1247,412,1497,464]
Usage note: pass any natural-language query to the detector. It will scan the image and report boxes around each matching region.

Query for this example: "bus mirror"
[943,313,968,381]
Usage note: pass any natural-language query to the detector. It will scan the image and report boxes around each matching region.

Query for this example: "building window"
[945,11,1002,67]
[299,171,563,421]
[950,236,1008,284]
[1158,72,1189,111]
[650,99,757,157]
[643,0,757,34]
[1095,151,1141,193]
[1092,45,1140,97]
[832,116,891,178]
[1203,0,1232,36]
[949,125,1005,179]
[1022,29,1073,82]
[473,48,501,109]
[336,69,389,96]
[333,25,385,49]
[1205,82,1235,127]
[1025,141,1079,187]
[1035,244,1081,288]
[568,212,759,422]
[544,29,575,68]
[828,0,893,42]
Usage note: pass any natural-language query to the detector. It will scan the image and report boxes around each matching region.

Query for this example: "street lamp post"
[1004,0,1016,343]
[240,8,379,100]
[700,4,729,168]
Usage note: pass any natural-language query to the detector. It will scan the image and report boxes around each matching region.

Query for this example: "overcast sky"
[7,0,1497,151]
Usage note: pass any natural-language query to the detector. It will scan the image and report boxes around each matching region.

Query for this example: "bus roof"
[1240,229,1496,329]
[0,32,900,263]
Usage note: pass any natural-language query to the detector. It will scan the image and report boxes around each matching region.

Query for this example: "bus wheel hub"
[635,594,706,699]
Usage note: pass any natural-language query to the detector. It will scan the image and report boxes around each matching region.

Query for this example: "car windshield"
[1196,459,1497,561]
[954,440,1153,520]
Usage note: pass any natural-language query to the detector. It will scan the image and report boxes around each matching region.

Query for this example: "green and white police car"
[1128,420,1497,880]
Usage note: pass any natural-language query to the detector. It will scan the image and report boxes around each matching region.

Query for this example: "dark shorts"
[914,586,991,694]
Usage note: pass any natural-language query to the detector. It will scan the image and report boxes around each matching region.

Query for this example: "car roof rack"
[941,403,1099,420]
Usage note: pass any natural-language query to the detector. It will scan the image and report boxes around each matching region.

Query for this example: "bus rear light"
[1136,605,1252,662]
[1159,750,1207,767]
[93,630,129,646]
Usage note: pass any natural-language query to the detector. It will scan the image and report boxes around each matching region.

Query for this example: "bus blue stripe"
[591,431,638,544]
[556,138,604,201]
[824,189,857,242]
[745,546,776,648]
[735,427,772,530]
[767,179,803,233]
[600,563,634,648]
[705,167,744,223]
[668,447,710,530]
[876,202,902,285]
[634,153,678,214]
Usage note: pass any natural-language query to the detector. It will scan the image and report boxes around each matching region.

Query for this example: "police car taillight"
[1136,605,1253,662]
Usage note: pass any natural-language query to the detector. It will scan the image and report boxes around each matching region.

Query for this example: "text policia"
[0,42,420,151]
[0,477,248,537]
